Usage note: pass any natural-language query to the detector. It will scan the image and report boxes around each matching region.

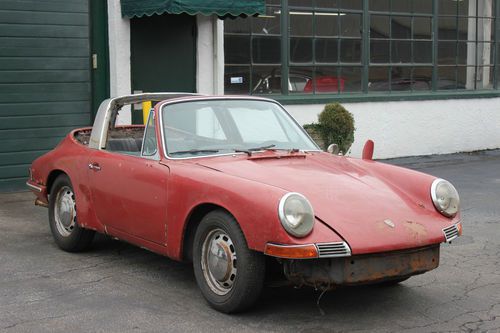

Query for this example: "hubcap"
[54,186,76,237]
[201,229,237,295]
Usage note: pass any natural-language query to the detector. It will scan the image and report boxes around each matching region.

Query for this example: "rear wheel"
[193,210,265,313]
[48,174,94,252]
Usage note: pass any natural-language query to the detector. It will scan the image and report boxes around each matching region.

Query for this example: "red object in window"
[303,76,345,93]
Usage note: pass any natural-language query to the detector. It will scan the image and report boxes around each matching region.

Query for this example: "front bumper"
[283,245,440,288]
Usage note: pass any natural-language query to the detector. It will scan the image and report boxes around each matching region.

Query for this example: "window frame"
[159,97,322,160]
[223,0,500,103]
[141,110,160,160]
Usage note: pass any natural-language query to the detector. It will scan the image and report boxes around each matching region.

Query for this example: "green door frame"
[90,0,110,120]
[130,13,197,124]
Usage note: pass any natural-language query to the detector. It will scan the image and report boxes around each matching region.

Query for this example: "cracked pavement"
[1,150,499,332]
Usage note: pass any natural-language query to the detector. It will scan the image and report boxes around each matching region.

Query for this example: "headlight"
[278,192,315,237]
[431,178,460,217]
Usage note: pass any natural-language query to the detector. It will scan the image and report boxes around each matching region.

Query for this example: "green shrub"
[304,103,355,154]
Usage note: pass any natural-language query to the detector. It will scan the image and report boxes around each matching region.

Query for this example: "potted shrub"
[304,103,355,154]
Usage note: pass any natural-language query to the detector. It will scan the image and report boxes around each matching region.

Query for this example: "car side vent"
[316,242,351,258]
[442,224,459,242]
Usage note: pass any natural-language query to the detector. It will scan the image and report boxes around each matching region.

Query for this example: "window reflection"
[370,15,390,39]
[223,0,498,95]
[315,38,338,63]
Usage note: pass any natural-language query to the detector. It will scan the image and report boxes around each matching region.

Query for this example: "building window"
[369,0,433,92]
[224,0,499,97]
[437,0,495,90]
[224,1,282,94]
[288,1,363,94]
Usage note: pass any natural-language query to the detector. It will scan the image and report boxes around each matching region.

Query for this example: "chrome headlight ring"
[431,178,460,218]
[278,192,315,237]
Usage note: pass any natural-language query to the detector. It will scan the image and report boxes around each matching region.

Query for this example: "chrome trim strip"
[140,110,160,161]
[430,178,444,214]
[315,241,352,258]
[26,181,42,193]
[158,96,322,161]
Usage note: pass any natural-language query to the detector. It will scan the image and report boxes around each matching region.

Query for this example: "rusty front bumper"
[283,245,440,288]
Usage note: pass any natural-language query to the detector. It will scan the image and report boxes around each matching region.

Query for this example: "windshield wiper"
[234,144,276,156]
[169,149,220,156]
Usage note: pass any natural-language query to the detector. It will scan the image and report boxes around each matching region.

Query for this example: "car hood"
[196,153,450,254]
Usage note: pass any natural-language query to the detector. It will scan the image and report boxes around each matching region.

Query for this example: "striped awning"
[121,0,265,18]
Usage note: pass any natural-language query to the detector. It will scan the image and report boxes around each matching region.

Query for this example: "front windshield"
[161,99,319,157]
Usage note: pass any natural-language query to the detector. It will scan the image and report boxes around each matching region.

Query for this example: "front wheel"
[193,210,265,313]
[48,174,94,252]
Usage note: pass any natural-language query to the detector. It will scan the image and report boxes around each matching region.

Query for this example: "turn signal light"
[457,222,463,236]
[264,243,318,259]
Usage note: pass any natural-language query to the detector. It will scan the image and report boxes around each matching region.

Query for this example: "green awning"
[121,0,265,18]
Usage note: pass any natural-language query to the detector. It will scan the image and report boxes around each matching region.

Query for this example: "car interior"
[105,127,145,155]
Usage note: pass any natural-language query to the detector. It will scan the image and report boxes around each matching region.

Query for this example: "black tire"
[193,210,265,313]
[48,174,94,252]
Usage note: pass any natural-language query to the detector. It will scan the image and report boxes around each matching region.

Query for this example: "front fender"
[165,163,344,260]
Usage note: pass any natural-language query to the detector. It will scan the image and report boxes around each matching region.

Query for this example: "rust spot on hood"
[404,220,427,243]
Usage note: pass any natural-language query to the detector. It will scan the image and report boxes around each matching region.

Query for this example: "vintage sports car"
[27,93,462,313]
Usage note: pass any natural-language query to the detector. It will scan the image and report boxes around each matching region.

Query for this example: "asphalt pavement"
[1,150,499,333]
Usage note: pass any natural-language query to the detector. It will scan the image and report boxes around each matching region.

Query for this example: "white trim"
[107,0,132,125]
[214,19,225,95]
[196,15,215,94]
[196,16,224,95]
[26,182,42,192]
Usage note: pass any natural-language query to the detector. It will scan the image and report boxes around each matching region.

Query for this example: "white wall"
[287,98,500,159]
[196,15,213,94]
[107,0,131,124]
[196,15,223,95]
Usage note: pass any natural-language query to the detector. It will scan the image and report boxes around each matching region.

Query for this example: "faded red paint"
[27,109,460,262]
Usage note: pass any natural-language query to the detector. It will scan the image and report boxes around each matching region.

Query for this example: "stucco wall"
[287,98,500,159]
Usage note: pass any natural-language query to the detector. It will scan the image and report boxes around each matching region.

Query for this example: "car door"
[88,111,168,245]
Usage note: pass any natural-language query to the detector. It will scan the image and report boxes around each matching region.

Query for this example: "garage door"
[0,0,92,191]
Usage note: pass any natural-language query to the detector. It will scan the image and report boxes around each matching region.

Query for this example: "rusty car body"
[27,93,462,313]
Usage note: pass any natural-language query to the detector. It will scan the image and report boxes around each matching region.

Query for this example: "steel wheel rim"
[200,228,237,296]
[54,186,76,237]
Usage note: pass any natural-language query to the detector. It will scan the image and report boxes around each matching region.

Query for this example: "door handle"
[88,163,101,171]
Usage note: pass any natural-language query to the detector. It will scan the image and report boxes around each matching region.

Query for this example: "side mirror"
[327,143,340,155]
[362,140,374,160]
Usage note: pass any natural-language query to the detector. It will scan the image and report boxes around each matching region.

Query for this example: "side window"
[105,107,145,155]
[141,111,159,158]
